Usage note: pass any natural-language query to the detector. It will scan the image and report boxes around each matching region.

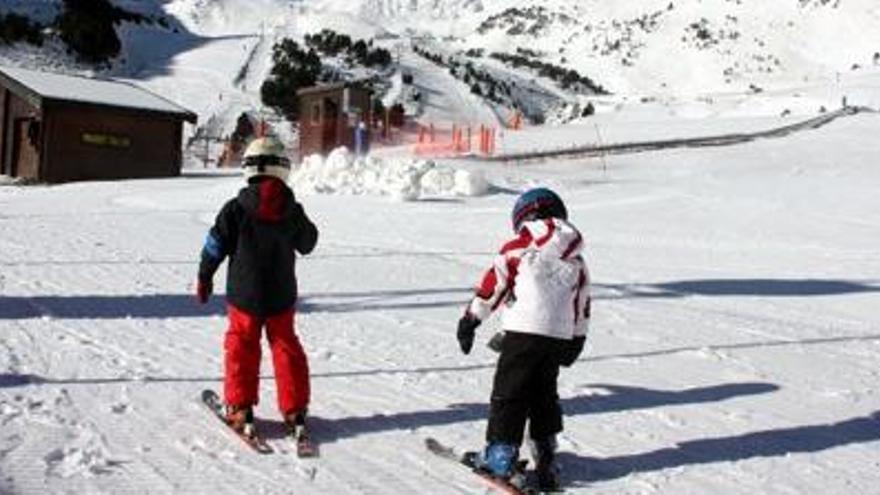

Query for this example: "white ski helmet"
[242,136,290,182]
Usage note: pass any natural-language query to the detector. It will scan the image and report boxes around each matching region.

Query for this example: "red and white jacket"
[467,218,591,341]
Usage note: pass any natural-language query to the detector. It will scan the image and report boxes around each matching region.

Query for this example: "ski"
[200,390,273,454]
[425,437,537,495]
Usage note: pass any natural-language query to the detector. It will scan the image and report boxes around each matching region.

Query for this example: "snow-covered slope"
[1,97,879,495]
[358,0,880,95]
[2,1,880,493]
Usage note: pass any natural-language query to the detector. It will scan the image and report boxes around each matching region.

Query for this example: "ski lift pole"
[203,134,210,168]
[490,127,496,155]
[594,123,608,174]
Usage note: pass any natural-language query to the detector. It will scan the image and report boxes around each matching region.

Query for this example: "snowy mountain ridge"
[410,0,880,95]
[2,0,879,96]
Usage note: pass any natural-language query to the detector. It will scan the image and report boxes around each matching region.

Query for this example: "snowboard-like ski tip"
[200,389,273,454]
[425,437,457,460]
[424,437,538,495]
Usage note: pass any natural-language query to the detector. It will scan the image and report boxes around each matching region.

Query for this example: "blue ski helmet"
[511,187,568,232]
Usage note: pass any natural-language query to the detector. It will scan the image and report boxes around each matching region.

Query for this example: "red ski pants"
[224,304,310,416]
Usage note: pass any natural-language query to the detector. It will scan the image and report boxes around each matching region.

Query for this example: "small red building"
[0,66,197,183]
[297,82,371,157]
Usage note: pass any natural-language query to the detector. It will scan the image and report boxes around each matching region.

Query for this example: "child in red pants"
[196,137,318,434]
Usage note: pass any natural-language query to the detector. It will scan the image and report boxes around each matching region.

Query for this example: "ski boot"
[471,442,522,478]
[284,409,307,435]
[285,409,318,457]
[226,404,255,437]
[530,436,561,492]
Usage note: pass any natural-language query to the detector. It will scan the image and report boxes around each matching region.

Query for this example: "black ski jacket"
[199,177,318,316]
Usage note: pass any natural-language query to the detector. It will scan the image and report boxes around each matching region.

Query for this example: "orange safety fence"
[413,123,498,157]
[199,117,502,165]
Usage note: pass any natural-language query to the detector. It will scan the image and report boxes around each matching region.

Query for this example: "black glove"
[196,279,213,304]
[457,313,481,355]
[486,331,505,353]
[558,335,586,367]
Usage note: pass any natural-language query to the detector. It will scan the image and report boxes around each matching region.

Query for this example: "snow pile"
[0,174,35,186]
[290,147,489,200]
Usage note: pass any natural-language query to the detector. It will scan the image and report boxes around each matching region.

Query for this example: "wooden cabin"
[297,82,371,157]
[0,66,197,183]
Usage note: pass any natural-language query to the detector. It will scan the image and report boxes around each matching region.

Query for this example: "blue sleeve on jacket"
[202,231,225,260]
[198,200,238,282]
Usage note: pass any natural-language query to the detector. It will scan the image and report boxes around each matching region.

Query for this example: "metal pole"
[594,123,608,173]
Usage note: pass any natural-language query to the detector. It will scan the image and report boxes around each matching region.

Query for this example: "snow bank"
[290,147,489,201]
[0,174,34,186]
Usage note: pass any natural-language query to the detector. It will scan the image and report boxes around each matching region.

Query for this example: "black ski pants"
[486,331,566,446]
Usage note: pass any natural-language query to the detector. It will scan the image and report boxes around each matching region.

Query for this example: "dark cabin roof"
[0,66,197,123]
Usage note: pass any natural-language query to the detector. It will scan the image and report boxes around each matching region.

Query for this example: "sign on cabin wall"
[81,132,131,148]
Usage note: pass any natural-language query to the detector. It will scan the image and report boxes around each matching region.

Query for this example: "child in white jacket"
[457,187,591,491]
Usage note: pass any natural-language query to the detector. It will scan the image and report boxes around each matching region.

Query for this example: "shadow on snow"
[601,278,880,299]
[558,411,880,485]
[0,287,473,319]
[3,328,879,388]
[2,370,877,479]
[1,278,877,320]
[252,382,779,442]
